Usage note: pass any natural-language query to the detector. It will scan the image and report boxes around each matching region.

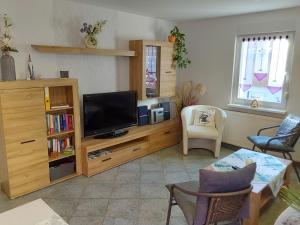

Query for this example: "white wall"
[178,7,300,160]
[1,0,174,98]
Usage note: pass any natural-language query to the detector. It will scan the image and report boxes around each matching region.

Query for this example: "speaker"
[137,105,149,126]
[159,102,170,120]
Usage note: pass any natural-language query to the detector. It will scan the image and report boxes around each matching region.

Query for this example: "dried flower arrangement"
[0,14,18,52]
[173,81,207,112]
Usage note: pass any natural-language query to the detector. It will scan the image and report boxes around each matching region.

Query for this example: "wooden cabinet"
[82,119,181,176]
[129,40,176,100]
[0,79,81,199]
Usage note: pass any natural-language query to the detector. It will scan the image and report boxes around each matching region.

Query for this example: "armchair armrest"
[170,184,252,198]
[266,133,296,147]
[257,125,280,136]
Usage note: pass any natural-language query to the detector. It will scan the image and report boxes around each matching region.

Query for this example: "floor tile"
[72,199,108,217]
[82,183,114,198]
[140,171,165,184]
[69,216,103,225]
[88,169,118,184]
[164,171,190,184]
[111,183,140,198]
[43,198,79,217]
[140,184,169,199]
[137,199,168,225]
[103,199,139,225]
[115,171,140,184]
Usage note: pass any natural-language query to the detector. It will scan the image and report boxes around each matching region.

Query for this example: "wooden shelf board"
[32,44,136,57]
[46,106,73,112]
[50,173,78,185]
[47,130,74,138]
[48,152,75,162]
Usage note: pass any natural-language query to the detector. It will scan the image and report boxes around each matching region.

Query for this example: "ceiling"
[74,0,300,21]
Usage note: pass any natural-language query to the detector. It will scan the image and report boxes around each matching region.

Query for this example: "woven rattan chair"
[166,182,252,225]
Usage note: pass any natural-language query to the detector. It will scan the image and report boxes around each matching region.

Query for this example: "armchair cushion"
[247,135,294,152]
[193,109,215,127]
[187,125,219,139]
[276,114,300,146]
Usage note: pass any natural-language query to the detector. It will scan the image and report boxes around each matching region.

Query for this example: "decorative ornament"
[27,54,35,80]
[80,20,107,48]
[250,99,259,108]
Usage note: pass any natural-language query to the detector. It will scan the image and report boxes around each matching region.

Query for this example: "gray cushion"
[195,163,256,225]
[276,114,300,146]
[166,181,198,225]
[247,135,294,152]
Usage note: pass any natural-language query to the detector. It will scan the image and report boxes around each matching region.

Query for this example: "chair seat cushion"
[247,135,294,152]
[187,125,219,139]
[166,181,199,225]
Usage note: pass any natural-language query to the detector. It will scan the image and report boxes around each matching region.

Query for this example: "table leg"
[283,164,293,186]
[243,192,261,225]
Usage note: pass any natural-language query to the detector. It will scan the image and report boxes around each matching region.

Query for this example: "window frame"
[230,31,295,111]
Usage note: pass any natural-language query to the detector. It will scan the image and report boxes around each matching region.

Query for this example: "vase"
[0,51,16,81]
[84,34,97,48]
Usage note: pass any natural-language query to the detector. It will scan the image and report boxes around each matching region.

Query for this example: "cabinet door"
[160,46,176,97]
[0,88,50,198]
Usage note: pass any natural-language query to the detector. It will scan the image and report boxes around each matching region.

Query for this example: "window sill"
[226,104,287,118]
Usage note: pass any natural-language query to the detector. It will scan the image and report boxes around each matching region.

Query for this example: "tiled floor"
[0,145,297,225]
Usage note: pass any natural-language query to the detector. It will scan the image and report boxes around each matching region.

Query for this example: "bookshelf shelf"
[46,106,73,112]
[48,152,75,162]
[47,130,74,138]
[50,173,78,185]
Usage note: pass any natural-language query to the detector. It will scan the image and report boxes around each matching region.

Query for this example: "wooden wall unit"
[129,40,176,100]
[0,79,81,199]
[82,119,181,177]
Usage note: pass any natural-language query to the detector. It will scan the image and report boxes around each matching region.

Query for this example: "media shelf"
[47,130,75,138]
[82,119,181,176]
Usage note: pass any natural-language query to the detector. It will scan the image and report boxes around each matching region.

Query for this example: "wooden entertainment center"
[81,119,181,176]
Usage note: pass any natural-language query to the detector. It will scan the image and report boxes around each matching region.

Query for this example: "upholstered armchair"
[181,105,227,157]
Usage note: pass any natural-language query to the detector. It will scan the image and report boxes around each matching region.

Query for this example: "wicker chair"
[166,182,252,225]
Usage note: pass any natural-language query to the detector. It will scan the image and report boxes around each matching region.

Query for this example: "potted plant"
[0,14,18,81]
[169,26,191,69]
[80,20,107,48]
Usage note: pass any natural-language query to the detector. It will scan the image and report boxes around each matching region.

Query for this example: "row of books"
[46,113,74,135]
[48,137,74,156]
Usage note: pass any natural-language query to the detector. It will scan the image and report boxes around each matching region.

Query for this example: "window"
[231,32,295,111]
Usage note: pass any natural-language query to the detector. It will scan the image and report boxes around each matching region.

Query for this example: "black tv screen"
[83,91,137,137]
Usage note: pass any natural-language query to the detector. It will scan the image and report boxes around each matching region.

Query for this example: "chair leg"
[286,152,300,183]
[252,144,256,151]
[166,194,173,225]
[282,152,287,159]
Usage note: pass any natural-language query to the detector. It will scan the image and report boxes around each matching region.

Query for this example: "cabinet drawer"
[87,141,148,175]
[6,138,48,172]
[149,125,181,152]
[0,88,45,110]
[9,163,50,197]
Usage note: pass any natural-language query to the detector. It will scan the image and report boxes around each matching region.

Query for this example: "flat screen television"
[83,91,137,138]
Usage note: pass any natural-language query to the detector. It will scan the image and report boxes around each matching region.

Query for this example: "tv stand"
[82,119,181,176]
[94,129,129,139]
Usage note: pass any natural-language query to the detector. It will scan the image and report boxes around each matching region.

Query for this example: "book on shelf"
[44,87,51,111]
[46,113,74,135]
[50,104,70,110]
[48,136,74,157]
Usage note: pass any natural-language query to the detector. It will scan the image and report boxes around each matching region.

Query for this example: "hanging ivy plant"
[169,26,191,69]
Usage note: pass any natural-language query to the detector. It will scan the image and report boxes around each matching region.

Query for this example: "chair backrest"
[276,114,300,147]
[204,186,252,225]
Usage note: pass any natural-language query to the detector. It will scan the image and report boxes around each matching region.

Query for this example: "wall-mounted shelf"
[31,44,136,57]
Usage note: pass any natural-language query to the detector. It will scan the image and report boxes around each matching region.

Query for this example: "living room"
[0,0,300,225]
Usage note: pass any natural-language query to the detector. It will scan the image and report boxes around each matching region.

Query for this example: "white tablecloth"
[274,207,300,225]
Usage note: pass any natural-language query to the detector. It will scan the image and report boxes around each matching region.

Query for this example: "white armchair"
[181,105,227,158]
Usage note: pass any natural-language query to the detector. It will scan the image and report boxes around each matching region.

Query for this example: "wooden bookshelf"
[31,44,136,57]
[0,79,82,199]
[47,106,73,112]
[48,152,75,162]
[47,130,75,138]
